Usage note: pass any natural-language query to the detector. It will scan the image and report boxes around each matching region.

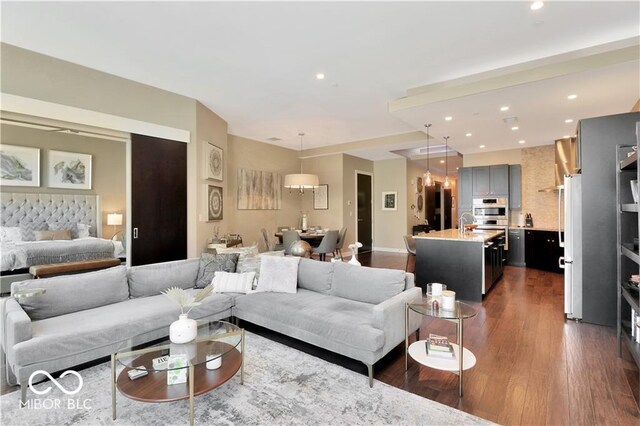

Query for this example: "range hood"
[539,136,580,192]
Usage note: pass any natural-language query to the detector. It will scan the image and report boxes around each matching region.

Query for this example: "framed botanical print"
[0,144,40,187]
[205,143,223,181]
[313,184,329,210]
[48,150,92,190]
[207,185,223,221]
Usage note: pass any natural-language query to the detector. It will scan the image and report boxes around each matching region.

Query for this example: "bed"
[1,193,123,292]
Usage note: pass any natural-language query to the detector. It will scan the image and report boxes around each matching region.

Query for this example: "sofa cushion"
[13,290,234,366]
[195,253,239,288]
[330,262,406,305]
[128,258,200,298]
[12,266,129,321]
[298,258,334,294]
[255,255,299,293]
[234,289,384,352]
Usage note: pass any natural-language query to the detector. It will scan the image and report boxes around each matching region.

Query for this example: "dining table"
[274,231,327,244]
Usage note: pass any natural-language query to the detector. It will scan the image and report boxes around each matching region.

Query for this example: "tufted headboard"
[0,193,101,238]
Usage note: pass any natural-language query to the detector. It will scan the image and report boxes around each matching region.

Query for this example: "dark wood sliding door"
[131,134,187,266]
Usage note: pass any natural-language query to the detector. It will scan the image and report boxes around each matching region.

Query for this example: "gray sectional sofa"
[2,256,422,403]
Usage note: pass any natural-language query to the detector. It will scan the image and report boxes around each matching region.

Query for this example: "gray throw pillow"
[196,253,239,288]
[20,222,49,241]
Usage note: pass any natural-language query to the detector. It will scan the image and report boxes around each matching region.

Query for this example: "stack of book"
[426,333,454,359]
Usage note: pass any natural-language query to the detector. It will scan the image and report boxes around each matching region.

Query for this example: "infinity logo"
[28,370,83,396]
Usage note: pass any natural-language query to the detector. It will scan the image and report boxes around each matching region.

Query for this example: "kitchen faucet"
[459,212,475,234]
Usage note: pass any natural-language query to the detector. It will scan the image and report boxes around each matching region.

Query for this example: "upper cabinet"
[509,165,522,210]
[472,164,509,197]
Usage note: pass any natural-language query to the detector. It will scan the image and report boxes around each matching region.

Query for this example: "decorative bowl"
[464,224,478,231]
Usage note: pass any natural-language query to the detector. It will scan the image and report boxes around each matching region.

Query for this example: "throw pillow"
[217,245,259,272]
[47,222,79,239]
[20,222,49,241]
[76,223,91,238]
[255,255,300,293]
[0,226,22,243]
[195,253,240,288]
[35,229,72,241]
[212,271,256,293]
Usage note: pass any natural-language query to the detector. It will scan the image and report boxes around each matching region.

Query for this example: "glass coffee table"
[111,320,244,426]
[405,301,477,397]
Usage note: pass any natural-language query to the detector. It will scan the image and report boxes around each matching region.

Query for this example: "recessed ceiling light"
[567,94,577,100]
[500,106,510,112]
[518,140,526,144]
[479,145,486,149]
[530,1,544,11]
[511,126,519,131]
[316,73,325,80]
[565,119,574,123]
[440,160,445,164]
[445,116,453,121]
[465,133,472,137]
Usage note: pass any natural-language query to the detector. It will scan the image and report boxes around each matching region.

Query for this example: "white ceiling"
[1,1,639,157]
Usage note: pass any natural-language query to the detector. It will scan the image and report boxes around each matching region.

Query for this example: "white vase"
[169,314,197,344]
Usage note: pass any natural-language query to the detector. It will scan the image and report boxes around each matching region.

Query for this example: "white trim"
[372,246,407,253]
[0,93,191,143]
[354,170,374,251]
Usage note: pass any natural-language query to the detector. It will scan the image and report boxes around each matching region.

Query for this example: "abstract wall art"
[48,150,92,190]
[0,144,40,187]
[237,169,282,210]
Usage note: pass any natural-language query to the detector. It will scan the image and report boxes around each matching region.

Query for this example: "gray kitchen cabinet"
[490,165,510,196]
[472,166,491,196]
[509,164,522,209]
[507,228,525,266]
[457,167,473,213]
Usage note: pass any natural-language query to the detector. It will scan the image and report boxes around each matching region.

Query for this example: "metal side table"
[405,301,477,397]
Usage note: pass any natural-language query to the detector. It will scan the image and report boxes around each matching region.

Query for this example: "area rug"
[1,332,489,425]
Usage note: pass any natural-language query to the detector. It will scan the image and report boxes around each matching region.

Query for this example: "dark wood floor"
[363,252,640,425]
[3,251,639,425]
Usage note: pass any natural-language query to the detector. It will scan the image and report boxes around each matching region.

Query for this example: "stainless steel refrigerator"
[559,174,582,320]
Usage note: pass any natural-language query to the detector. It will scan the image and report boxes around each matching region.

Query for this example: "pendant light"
[443,136,451,189]
[284,132,319,193]
[423,124,433,188]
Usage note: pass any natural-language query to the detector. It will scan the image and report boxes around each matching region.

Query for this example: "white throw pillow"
[0,226,22,243]
[77,223,91,239]
[212,271,256,294]
[255,255,300,293]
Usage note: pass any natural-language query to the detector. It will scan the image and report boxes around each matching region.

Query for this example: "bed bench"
[29,258,122,278]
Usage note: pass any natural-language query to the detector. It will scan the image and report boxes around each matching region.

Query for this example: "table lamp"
[107,213,123,239]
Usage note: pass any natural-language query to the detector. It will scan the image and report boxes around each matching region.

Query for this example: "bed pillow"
[77,223,91,239]
[0,226,22,243]
[47,222,79,239]
[195,253,239,288]
[35,229,72,241]
[20,222,49,241]
[255,255,300,293]
[212,271,255,294]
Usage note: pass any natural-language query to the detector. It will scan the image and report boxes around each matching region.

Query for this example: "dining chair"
[313,230,339,261]
[403,235,417,272]
[261,228,284,252]
[282,230,301,255]
[333,227,347,259]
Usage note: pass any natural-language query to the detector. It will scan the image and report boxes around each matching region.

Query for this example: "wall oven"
[473,197,509,250]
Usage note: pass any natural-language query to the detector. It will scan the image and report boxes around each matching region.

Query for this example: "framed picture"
[382,191,397,211]
[205,143,223,181]
[48,150,92,190]
[237,169,282,210]
[313,184,329,210]
[0,144,40,187]
[207,185,223,221]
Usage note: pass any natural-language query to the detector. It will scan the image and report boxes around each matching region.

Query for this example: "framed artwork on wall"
[48,150,92,190]
[313,184,329,210]
[236,168,282,210]
[382,191,397,211]
[205,143,223,181]
[207,185,223,221]
[0,144,40,187]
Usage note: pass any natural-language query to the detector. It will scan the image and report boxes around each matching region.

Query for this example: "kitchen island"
[414,229,505,301]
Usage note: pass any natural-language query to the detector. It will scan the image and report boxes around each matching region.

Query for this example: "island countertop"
[414,229,505,243]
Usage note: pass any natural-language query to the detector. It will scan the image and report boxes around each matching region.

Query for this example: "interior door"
[356,173,372,253]
[131,134,187,266]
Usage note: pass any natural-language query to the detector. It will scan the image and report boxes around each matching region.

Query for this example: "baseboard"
[372,247,408,253]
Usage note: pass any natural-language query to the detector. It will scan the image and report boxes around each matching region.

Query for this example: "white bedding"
[1,237,124,272]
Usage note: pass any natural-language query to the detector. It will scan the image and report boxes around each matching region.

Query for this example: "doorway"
[356,172,373,253]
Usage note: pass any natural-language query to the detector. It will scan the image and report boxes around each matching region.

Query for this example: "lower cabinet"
[507,228,525,266]
[524,229,564,273]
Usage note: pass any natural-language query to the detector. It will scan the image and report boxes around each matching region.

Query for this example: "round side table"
[405,301,477,397]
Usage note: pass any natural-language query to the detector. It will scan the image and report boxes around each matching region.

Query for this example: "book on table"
[426,333,454,358]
